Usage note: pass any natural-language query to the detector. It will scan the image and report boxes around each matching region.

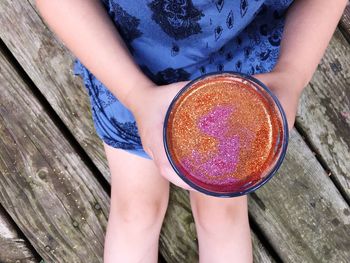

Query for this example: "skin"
[35,0,348,262]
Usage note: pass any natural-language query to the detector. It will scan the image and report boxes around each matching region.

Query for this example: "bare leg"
[103,143,170,263]
[190,191,252,263]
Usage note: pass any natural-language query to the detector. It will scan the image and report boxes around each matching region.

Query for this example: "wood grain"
[159,186,275,263]
[249,129,350,262]
[1,0,350,262]
[162,129,350,263]
[0,205,40,263]
[297,29,350,202]
[0,1,276,261]
[0,0,110,180]
[339,3,350,43]
[0,49,109,262]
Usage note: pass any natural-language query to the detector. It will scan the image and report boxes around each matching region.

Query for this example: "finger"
[153,141,195,191]
[152,157,192,190]
[252,74,270,86]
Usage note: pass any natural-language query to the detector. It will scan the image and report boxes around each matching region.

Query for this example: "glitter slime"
[163,72,288,197]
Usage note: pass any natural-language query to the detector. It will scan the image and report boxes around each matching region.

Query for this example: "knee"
[191,194,248,233]
[111,193,169,229]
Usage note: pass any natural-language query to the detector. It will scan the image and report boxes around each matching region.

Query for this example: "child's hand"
[253,70,305,131]
[128,81,196,191]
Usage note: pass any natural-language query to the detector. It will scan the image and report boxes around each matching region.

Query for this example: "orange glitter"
[164,73,287,196]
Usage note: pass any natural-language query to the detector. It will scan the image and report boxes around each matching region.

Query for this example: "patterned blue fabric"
[74,0,294,160]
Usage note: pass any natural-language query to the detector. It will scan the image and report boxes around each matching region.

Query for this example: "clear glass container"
[163,72,289,197]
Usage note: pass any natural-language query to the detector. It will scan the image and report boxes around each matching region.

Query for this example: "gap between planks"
[0,38,111,199]
[0,37,279,263]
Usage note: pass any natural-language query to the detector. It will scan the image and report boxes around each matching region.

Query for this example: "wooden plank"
[0,0,110,181]
[0,49,109,262]
[0,1,278,261]
[0,205,40,263]
[2,0,349,261]
[251,231,276,263]
[249,129,350,262]
[160,186,276,263]
[159,123,350,261]
[0,60,276,263]
[339,3,350,43]
[297,29,350,202]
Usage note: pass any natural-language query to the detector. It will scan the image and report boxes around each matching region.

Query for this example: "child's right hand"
[126,81,196,191]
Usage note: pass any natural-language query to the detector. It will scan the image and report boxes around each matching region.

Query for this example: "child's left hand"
[253,70,305,131]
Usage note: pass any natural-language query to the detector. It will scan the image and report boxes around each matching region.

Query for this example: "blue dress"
[74,0,293,159]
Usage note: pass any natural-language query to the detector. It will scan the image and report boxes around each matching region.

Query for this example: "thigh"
[103,142,170,215]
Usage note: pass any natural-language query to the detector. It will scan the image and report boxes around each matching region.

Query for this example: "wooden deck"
[0,1,349,262]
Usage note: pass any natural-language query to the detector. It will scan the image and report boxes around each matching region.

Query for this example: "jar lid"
[163,72,289,197]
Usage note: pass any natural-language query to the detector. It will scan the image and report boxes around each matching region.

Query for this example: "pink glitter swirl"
[181,105,241,184]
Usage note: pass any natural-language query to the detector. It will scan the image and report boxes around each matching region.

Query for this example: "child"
[35,0,348,262]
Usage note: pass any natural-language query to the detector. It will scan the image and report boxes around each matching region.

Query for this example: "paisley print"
[155,67,191,84]
[140,65,191,85]
[148,0,204,40]
[216,0,225,13]
[240,0,249,17]
[226,10,234,29]
[215,25,223,41]
[73,0,294,158]
[108,2,142,52]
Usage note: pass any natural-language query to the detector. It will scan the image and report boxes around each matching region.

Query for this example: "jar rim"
[163,71,289,197]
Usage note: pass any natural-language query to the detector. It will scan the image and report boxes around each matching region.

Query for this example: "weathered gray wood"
[0,48,109,262]
[0,0,277,261]
[297,29,350,202]
[0,205,40,263]
[339,4,350,43]
[2,0,350,262]
[249,129,350,263]
[0,0,110,181]
[251,231,276,263]
[159,187,198,262]
[160,186,276,263]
